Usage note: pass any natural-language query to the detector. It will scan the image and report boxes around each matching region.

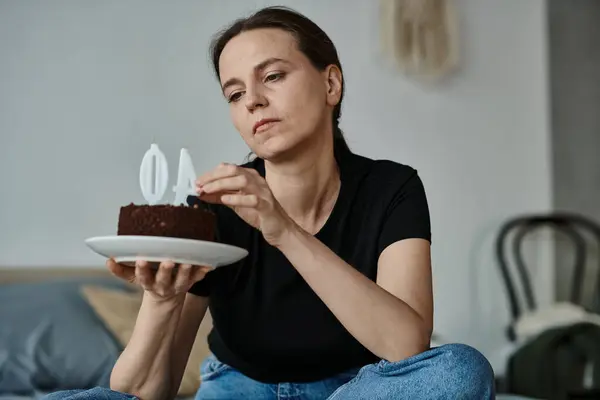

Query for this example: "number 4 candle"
[138,144,198,206]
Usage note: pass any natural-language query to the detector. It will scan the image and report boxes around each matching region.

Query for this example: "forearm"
[278,226,430,362]
[110,292,186,400]
[167,294,209,400]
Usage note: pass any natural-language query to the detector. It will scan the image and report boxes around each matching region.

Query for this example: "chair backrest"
[495,212,600,340]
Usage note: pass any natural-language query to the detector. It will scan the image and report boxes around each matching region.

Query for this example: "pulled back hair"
[209,6,351,156]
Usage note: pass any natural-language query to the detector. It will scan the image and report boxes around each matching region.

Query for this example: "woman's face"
[218,28,342,161]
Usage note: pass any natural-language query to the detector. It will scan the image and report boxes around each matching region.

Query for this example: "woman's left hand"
[196,163,294,246]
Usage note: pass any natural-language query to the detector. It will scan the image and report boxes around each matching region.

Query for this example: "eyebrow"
[221,57,291,95]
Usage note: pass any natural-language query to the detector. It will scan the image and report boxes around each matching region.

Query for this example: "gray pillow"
[0,277,131,395]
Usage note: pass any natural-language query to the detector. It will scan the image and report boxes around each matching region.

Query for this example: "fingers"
[191,265,214,283]
[154,261,175,296]
[106,258,136,282]
[196,164,261,191]
[135,260,154,289]
[174,264,212,292]
[196,163,240,188]
[220,193,259,208]
[201,174,250,194]
[173,263,193,292]
[196,165,263,207]
[197,190,233,205]
[109,258,213,298]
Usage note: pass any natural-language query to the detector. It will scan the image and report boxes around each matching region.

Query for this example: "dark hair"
[209,6,351,156]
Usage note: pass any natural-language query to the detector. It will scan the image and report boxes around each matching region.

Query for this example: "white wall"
[0,0,551,366]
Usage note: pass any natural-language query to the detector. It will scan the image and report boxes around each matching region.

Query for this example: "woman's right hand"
[106,258,212,302]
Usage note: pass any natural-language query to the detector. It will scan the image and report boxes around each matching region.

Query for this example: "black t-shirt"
[187,147,431,383]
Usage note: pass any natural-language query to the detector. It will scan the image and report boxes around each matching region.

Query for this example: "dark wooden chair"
[495,212,600,341]
[495,213,600,398]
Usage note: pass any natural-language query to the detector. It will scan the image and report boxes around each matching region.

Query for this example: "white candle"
[172,148,198,206]
[139,143,169,205]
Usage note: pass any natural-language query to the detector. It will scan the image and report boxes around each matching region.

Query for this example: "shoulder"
[343,152,431,245]
[343,151,426,197]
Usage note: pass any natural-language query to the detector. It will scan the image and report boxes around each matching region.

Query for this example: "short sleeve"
[377,171,431,255]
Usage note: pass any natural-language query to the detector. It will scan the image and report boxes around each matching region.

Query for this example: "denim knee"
[41,389,86,400]
[329,344,495,400]
[435,343,495,395]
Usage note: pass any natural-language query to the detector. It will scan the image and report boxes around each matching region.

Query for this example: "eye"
[264,72,285,83]
[227,91,244,103]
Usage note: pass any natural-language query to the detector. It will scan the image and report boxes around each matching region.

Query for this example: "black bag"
[506,322,600,400]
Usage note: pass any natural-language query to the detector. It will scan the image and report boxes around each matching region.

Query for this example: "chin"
[252,138,300,161]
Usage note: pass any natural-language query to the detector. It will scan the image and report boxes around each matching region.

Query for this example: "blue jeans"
[42,344,495,399]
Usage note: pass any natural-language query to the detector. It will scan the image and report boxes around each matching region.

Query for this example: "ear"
[324,65,343,106]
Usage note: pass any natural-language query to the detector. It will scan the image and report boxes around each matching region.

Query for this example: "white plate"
[85,235,248,268]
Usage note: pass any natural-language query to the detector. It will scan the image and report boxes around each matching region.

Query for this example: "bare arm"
[110,292,208,400]
[107,260,210,400]
[278,229,433,362]
[169,293,210,399]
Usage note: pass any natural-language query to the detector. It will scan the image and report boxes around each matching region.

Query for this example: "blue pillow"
[0,277,131,395]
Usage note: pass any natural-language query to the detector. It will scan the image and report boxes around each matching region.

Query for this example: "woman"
[46,6,494,400]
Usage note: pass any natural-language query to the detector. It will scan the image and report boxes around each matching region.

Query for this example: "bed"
[0,267,210,400]
[0,267,533,400]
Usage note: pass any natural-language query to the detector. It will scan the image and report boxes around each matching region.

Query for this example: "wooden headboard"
[0,267,112,284]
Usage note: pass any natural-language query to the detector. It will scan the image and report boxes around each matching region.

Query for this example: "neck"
[264,135,341,234]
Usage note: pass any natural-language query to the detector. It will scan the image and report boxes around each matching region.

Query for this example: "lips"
[253,118,280,134]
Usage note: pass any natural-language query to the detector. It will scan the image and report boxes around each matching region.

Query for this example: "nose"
[245,86,268,112]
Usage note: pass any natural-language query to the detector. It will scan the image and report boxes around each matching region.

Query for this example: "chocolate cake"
[117,203,216,241]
